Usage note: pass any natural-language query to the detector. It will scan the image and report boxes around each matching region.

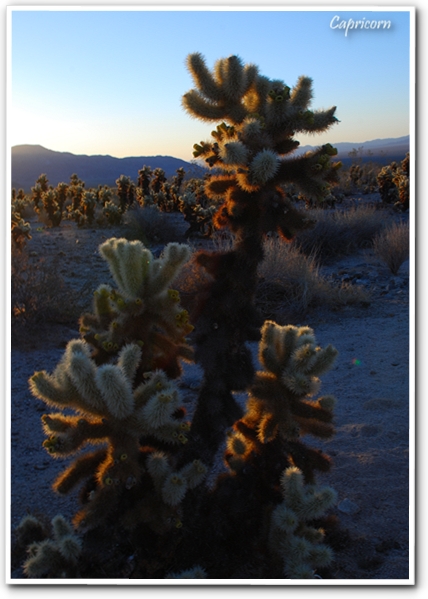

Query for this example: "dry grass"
[11,248,85,346]
[123,205,185,245]
[256,237,370,321]
[175,233,371,325]
[293,205,387,262]
[372,221,409,275]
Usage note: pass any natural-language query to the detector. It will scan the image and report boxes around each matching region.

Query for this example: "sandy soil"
[9,205,412,582]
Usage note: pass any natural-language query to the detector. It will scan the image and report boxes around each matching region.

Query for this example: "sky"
[8,5,414,162]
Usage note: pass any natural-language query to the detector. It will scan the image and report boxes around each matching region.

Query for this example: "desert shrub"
[256,237,370,320]
[372,220,409,275]
[123,204,185,244]
[11,248,84,344]
[293,205,387,262]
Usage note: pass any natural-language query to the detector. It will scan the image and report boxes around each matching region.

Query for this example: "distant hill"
[296,135,410,167]
[11,136,409,192]
[11,145,207,192]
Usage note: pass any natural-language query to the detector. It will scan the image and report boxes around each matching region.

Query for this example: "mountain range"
[11,145,206,192]
[296,135,410,164]
[11,135,409,192]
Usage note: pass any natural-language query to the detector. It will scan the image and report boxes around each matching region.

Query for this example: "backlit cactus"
[17,514,82,578]
[29,337,199,530]
[377,153,410,211]
[11,211,32,251]
[269,466,337,578]
[79,238,194,377]
[183,52,341,236]
[181,54,341,466]
[226,322,338,482]
[26,234,204,534]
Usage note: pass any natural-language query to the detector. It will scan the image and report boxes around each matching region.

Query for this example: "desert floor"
[9,201,412,581]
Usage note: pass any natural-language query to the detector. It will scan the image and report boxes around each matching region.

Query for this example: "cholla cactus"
[28,339,199,530]
[377,153,410,211]
[269,466,337,578]
[102,199,122,225]
[150,168,167,194]
[179,191,216,238]
[37,188,63,227]
[17,514,82,578]
[79,190,97,225]
[226,321,338,482]
[181,54,341,464]
[79,238,193,377]
[183,52,341,240]
[138,165,153,196]
[116,174,136,213]
[26,236,200,533]
[11,211,32,251]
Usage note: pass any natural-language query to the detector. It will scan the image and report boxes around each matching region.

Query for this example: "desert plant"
[123,204,185,244]
[28,239,199,534]
[68,174,85,211]
[293,205,387,262]
[34,180,70,227]
[97,186,114,207]
[137,165,152,196]
[11,189,34,219]
[256,236,370,321]
[18,53,342,579]
[102,199,123,226]
[377,153,410,211]
[150,167,167,194]
[116,175,136,213]
[15,515,81,578]
[178,190,216,238]
[372,220,409,275]
[11,249,83,345]
[180,53,340,462]
[31,174,50,212]
[11,212,32,251]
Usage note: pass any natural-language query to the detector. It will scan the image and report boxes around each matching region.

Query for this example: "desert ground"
[9,199,412,581]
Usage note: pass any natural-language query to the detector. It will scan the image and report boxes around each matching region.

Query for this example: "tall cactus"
[181,53,341,464]
[19,53,341,580]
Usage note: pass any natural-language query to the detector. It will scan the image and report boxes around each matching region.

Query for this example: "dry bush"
[172,250,214,319]
[11,248,84,345]
[293,205,387,262]
[335,162,382,196]
[373,221,409,275]
[123,205,185,244]
[256,237,370,321]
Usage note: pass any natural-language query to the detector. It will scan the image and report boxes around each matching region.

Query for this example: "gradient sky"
[9,6,413,162]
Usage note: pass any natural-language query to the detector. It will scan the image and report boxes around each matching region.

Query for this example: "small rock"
[338,498,360,515]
